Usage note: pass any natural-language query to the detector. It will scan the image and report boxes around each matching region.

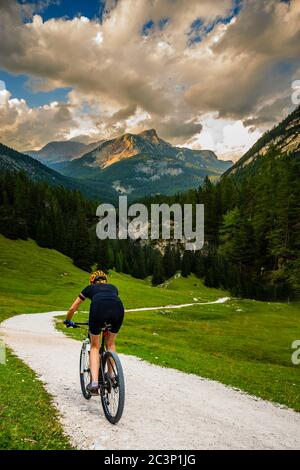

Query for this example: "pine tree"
[36,217,54,248]
[152,251,165,285]
[96,239,110,271]
[194,252,206,278]
[163,244,176,279]
[107,242,115,269]
[181,251,192,277]
[134,245,147,279]
[73,221,93,272]
[175,247,182,271]
[115,251,124,272]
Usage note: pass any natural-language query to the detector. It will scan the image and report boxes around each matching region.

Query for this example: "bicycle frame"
[75,320,125,423]
[75,322,112,387]
[99,329,108,386]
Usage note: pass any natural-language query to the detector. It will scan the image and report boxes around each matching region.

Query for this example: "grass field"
[0,235,225,449]
[1,235,300,450]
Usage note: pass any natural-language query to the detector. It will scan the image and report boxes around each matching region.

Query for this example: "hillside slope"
[0,143,99,200]
[25,139,102,164]
[0,143,74,185]
[224,106,300,178]
[0,235,224,315]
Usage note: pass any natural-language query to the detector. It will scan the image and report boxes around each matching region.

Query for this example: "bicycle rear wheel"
[100,351,125,424]
[79,342,91,400]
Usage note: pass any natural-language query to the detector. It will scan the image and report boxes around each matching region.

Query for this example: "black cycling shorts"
[89,298,124,335]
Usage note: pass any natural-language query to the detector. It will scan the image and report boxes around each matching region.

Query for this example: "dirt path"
[80,296,230,313]
[1,311,300,450]
[125,296,230,312]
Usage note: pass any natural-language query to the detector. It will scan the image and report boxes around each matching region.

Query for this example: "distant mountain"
[0,143,98,200]
[80,129,177,169]
[53,129,232,201]
[25,139,102,164]
[224,106,300,179]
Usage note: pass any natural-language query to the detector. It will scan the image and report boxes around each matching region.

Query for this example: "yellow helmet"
[89,270,108,285]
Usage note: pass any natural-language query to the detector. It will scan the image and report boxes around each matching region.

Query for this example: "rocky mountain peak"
[138,128,160,142]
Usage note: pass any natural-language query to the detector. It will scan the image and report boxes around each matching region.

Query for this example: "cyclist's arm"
[66,296,84,321]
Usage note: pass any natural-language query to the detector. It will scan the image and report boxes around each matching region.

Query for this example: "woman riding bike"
[64,270,124,396]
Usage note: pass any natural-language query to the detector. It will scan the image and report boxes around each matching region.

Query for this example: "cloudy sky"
[0,0,299,161]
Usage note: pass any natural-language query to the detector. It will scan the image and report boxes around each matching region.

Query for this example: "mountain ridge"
[50,128,232,201]
[224,105,300,178]
[25,139,103,164]
[1,129,233,202]
[0,142,99,200]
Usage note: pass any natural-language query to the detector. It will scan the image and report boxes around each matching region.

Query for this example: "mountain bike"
[75,322,125,424]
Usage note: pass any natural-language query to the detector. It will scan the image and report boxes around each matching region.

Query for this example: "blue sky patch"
[142,17,170,37]
[188,0,243,45]
[142,20,155,36]
[0,70,71,107]
[17,0,104,21]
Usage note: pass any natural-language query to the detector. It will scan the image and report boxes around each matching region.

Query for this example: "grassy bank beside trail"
[58,298,300,412]
[0,351,72,450]
[0,235,88,450]
[0,235,224,449]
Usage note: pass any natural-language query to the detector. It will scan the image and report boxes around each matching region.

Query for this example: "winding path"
[1,310,300,450]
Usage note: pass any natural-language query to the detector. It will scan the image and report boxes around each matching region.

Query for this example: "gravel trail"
[1,311,300,450]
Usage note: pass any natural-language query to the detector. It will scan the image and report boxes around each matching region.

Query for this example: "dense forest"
[1,143,300,301]
[143,149,300,300]
[0,170,168,281]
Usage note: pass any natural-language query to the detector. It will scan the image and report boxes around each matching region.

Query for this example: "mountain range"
[2,106,299,202]
[50,129,232,201]
[6,129,232,201]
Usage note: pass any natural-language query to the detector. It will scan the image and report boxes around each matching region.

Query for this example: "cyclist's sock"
[91,381,98,387]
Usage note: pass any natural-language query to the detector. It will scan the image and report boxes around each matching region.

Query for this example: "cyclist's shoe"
[86,382,99,396]
[63,320,78,328]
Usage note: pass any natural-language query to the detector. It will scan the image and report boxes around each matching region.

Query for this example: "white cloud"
[94,31,103,44]
[185,113,261,161]
[0,80,76,149]
[0,0,299,155]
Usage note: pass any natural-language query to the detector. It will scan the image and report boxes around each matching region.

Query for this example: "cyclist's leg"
[104,300,124,376]
[89,303,103,384]
[103,299,124,351]
[90,333,100,383]
[105,331,117,352]
[105,332,117,377]
[104,301,124,353]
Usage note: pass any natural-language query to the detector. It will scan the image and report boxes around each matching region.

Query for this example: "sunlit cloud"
[0,0,299,158]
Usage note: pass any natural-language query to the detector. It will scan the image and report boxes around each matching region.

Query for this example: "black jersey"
[79,283,119,301]
[79,283,123,334]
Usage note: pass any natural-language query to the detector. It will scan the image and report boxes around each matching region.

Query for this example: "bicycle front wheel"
[79,343,91,400]
[100,351,125,424]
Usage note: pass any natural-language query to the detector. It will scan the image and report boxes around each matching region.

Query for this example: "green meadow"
[59,298,300,412]
[0,235,299,450]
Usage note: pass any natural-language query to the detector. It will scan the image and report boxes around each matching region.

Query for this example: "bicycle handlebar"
[68,321,112,332]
